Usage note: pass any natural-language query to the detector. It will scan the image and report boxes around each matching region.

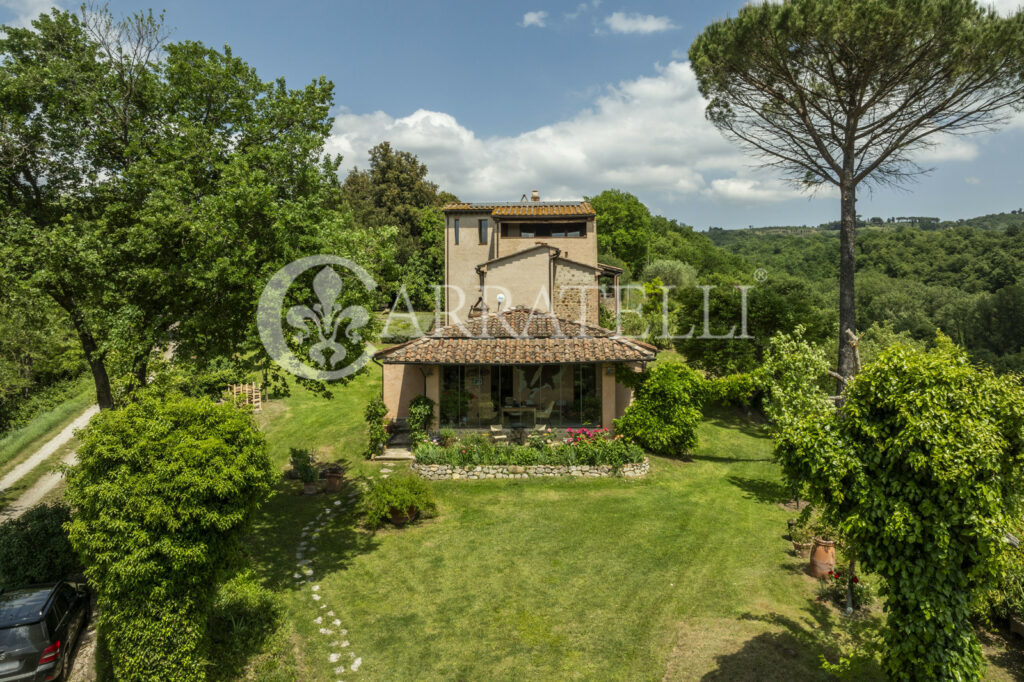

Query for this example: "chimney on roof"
[530,190,540,202]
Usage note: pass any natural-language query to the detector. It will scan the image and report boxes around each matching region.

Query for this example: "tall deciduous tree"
[588,189,653,274]
[689,0,1024,379]
[0,9,355,408]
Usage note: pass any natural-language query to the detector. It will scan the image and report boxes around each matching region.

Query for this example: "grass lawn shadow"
[247,476,380,593]
[727,475,791,504]
[707,608,885,681]
[702,404,769,440]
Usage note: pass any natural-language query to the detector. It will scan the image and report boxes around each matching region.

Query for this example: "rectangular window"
[454,218,459,245]
[478,218,488,244]
[498,222,586,239]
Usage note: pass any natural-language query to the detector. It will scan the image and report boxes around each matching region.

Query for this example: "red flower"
[853,577,859,584]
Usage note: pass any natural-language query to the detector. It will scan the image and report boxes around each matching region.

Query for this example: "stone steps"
[375,447,415,462]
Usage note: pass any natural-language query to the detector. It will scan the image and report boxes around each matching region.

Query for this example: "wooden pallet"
[228,383,262,412]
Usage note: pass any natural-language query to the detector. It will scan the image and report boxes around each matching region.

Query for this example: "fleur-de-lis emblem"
[286,266,370,369]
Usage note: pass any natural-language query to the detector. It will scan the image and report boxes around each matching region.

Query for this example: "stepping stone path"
[297,484,365,680]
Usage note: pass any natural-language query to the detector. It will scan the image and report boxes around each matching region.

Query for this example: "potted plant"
[324,464,344,493]
[290,448,318,495]
[809,519,838,577]
[360,476,437,529]
[790,520,813,558]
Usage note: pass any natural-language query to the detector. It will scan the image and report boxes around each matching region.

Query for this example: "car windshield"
[0,625,32,649]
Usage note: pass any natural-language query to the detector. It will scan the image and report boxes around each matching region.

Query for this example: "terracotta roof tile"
[443,201,595,218]
[375,308,656,365]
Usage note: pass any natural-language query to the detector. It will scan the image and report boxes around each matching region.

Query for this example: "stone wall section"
[411,458,649,480]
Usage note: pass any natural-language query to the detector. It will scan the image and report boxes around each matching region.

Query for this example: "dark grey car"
[0,583,88,682]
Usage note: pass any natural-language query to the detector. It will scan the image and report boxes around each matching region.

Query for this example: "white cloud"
[328,60,810,208]
[0,0,60,28]
[986,0,1022,16]
[565,0,600,20]
[705,178,811,203]
[911,134,981,164]
[965,176,982,185]
[520,10,548,28]
[601,12,676,34]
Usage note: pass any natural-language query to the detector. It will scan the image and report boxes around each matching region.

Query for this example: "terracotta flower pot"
[303,481,319,495]
[792,540,813,558]
[389,507,419,526]
[809,537,836,577]
[324,472,343,493]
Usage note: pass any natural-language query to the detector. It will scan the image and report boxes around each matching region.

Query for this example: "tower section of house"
[374,192,647,434]
[442,196,620,326]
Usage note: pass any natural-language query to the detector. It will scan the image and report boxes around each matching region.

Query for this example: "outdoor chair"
[489,424,508,442]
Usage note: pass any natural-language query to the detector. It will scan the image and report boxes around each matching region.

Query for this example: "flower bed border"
[411,458,649,481]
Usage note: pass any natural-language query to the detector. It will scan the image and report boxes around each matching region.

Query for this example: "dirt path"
[0,404,97,493]
[0,449,79,521]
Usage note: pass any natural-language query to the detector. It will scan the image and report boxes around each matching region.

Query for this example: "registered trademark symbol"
[753,268,768,282]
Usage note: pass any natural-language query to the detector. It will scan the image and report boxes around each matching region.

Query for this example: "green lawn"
[230,370,1022,681]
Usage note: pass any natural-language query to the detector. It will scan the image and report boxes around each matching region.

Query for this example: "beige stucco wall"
[497,217,597,267]
[381,363,441,424]
[481,249,552,314]
[382,363,425,420]
[445,213,599,323]
[615,378,633,421]
[424,365,441,426]
[600,363,617,432]
[445,212,496,324]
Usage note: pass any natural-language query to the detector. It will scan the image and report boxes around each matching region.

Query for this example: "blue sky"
[3,0,1023,228]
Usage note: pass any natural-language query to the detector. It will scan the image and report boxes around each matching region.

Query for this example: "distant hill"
[705,210,1024,240]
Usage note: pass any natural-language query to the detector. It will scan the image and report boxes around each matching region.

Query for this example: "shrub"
[706,370,765,407]
[412,430,645,468]
[817,566,875,611]
[360,475,437,529]
[364,397,389,458]
[0,502,78,587]
[438,427,457,447]
[64,392,274,681]
[289,447,317,484]
[208,571,280,674]
[774,338,1024,680]
[614,361,706,456]
[407,394,435,440]
[642,259,697,290]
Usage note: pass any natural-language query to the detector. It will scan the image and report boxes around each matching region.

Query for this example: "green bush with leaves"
[773,338,1024,680]
[0,502,78,587]
[706,370,765,407]
[360,475,437,529]
[364,396,389,458]
[407,394,435,441]
[614,361,706,456]
[413,429,644,468]
[208,570,281,674]
[289,447,317,484]
[64,392,274,681]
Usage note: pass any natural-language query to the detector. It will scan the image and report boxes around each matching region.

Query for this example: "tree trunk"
[845,553,857,614]
[77,326,114,410]
[838,172,858,388]
[52,291,114,410]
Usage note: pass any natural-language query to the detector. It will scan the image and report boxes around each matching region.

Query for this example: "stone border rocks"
[412,458,649,481]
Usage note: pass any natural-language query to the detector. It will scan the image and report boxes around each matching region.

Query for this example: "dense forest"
[704,217,1024,373]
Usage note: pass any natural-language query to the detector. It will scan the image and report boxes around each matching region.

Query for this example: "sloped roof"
[443,201,595,218]
[374,307,657,365]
